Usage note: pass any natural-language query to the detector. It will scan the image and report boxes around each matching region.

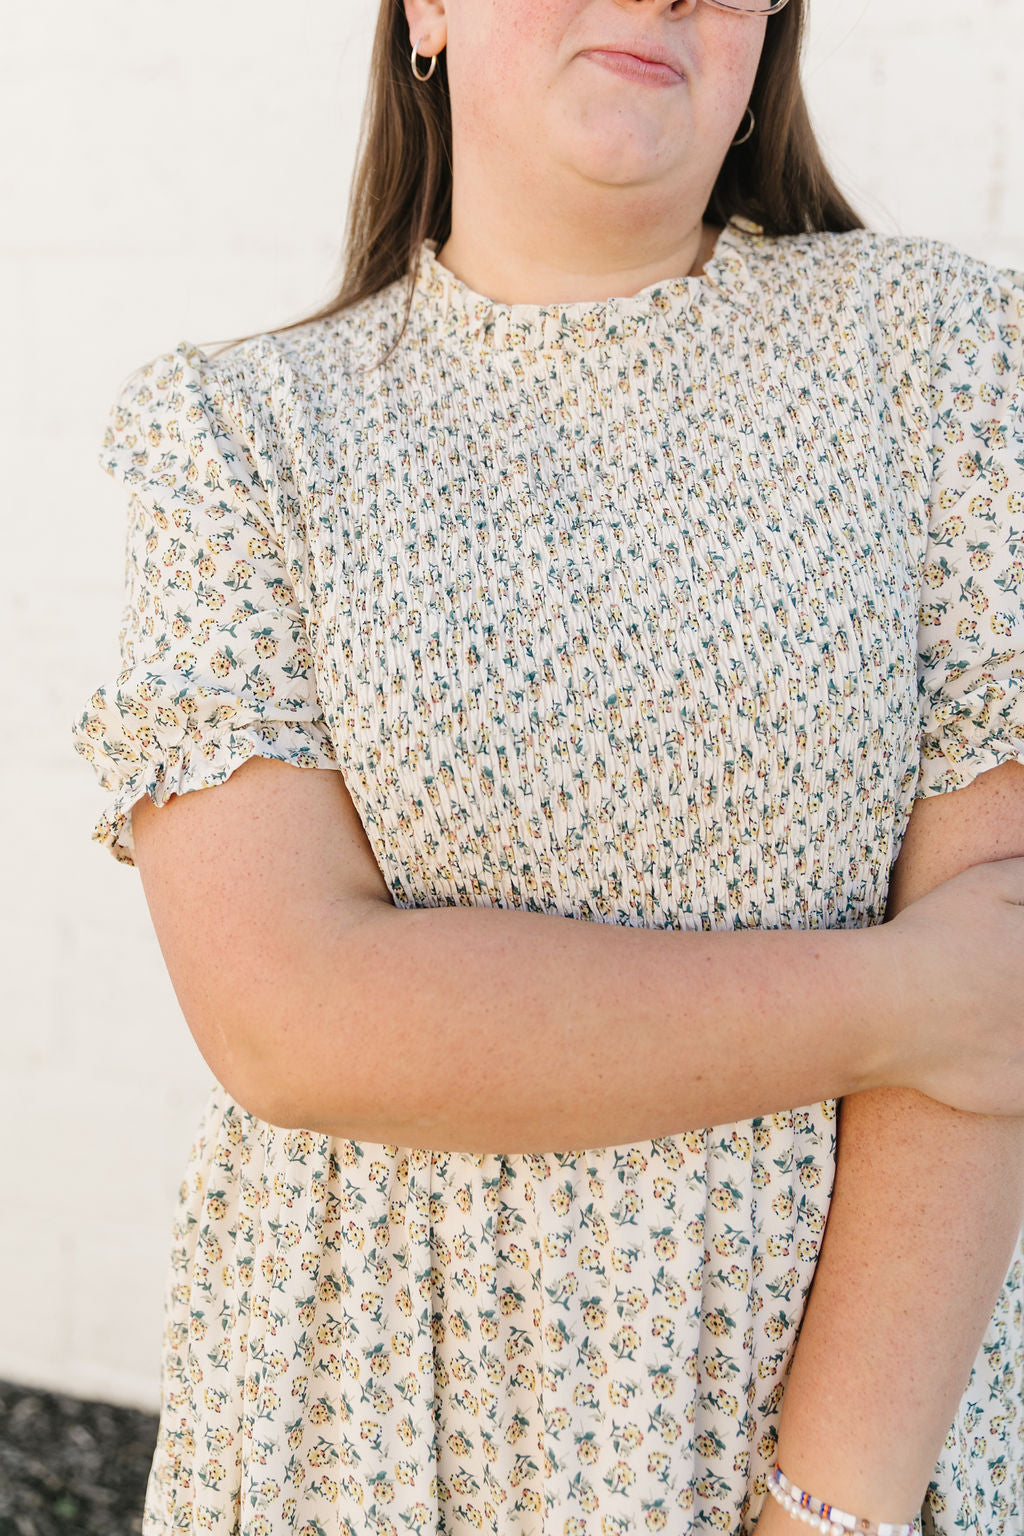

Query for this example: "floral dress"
[71,215,1024,1536]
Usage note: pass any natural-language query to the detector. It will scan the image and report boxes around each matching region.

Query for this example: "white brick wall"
[803,0,1024,266]
[3,0,1021,1413]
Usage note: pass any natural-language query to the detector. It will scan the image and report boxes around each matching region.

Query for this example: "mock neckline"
[406,215,764,355]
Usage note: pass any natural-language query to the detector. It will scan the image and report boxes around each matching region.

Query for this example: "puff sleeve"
[915,250,1024,798]
[71,340,339,866]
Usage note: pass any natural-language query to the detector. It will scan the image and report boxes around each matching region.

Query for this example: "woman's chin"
[551,136,681,192]
[550,106,695,190]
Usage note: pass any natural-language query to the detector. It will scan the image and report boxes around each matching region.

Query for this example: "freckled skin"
[402,0,766,300]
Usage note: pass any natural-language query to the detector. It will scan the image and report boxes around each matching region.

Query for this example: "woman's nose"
[616,0,699,13]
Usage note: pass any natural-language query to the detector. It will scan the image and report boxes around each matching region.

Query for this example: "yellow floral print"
[72,215,1023,1535]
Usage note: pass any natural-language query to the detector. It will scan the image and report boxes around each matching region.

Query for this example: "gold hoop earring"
[411,37,438,81]
[731,106,754,147]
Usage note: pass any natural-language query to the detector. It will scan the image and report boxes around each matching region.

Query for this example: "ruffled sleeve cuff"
[916,673,1024,798]
[72,339,341,865]
[914,249,1024,798]
[72,691,339,866]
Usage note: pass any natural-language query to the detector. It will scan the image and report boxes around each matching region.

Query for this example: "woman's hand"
[878,853,1024,1115]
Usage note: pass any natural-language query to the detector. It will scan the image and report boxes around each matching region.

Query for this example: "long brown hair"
[210,0,863,362]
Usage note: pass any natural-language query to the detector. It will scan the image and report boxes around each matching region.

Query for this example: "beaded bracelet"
[767,1465,919,1536]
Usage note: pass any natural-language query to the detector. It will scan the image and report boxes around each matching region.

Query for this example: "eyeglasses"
[699,0,791,12]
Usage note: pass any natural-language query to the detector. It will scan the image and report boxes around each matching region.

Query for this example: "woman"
[71,0,1024,1533]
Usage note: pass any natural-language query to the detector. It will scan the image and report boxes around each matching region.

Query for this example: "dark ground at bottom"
[0,1378,159,1536]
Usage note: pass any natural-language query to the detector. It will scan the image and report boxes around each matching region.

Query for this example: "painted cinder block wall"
[2,0,1020,1412]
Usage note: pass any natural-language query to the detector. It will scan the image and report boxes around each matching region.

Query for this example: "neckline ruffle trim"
[405,214,764,354]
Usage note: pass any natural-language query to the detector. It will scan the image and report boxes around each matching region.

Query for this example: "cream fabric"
[72,216,1024,1536]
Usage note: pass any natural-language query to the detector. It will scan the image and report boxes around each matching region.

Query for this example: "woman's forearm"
[760,1089,1024,1525]
[254,904,893,1151]
[758,763,1024,1531]
[137,759,1024,1154]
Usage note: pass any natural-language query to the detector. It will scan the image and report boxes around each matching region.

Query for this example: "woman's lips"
[583,49,684,86]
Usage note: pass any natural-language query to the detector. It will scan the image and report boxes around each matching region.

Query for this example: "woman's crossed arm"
[757,758,1024,1532]
[129,755,1024,1150]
